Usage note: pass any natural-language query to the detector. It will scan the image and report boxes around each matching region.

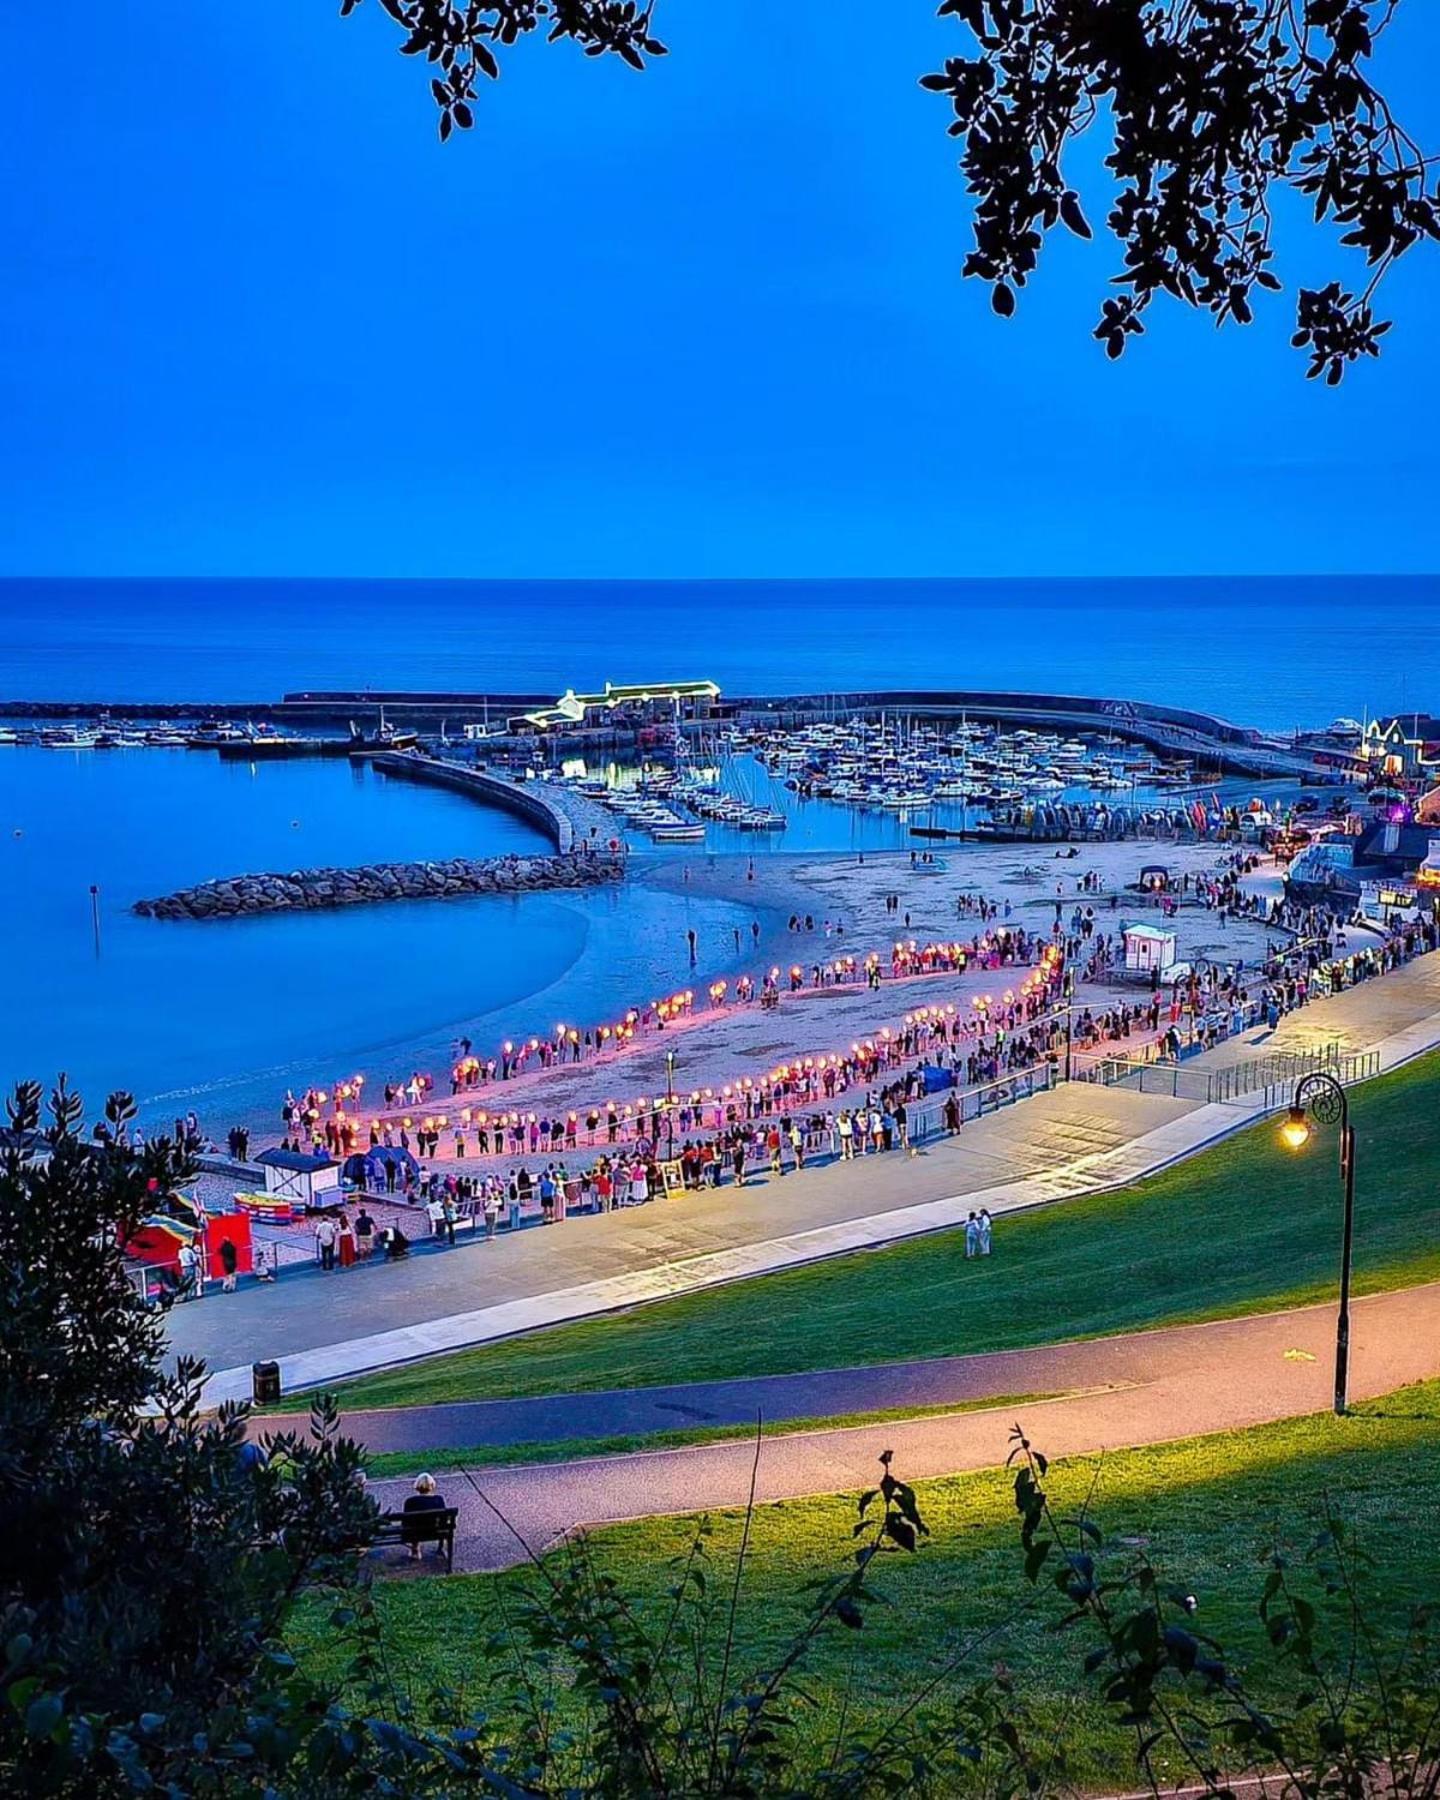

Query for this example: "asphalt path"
[286,1282,1440,1574]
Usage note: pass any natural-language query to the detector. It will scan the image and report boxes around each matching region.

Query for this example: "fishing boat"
[346,711,418,756]
[39,726,99,749]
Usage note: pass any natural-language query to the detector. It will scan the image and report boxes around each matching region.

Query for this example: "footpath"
[178,954,1440,1409]
[348,1283,1440,1573]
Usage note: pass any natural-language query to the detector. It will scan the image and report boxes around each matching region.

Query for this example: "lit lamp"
[1276,1071,1356,1415]
[1279,1105,1311,1151]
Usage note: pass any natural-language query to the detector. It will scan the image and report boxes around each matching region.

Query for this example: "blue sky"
[1,2,1438,577]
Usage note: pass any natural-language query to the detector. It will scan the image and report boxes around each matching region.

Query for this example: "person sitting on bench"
[402,1473,447,1560]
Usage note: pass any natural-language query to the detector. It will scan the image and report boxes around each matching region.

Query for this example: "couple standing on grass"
[964,1209,993,1259]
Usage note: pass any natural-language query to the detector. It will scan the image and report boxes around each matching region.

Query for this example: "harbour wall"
[367,753,578,853]
[1,687,1272,743]
[133,852,623,921]
[2,688,1318,777]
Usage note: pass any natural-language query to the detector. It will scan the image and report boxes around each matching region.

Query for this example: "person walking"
[964,1211,979,1259]
[338,1212,357,1270]
[483,1185,501,1239]
[217,1236,238,1294]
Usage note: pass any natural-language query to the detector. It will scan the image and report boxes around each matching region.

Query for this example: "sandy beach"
[263,838,1285,1165]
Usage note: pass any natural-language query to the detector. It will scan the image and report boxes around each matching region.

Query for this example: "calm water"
[1,575,1436,727]
[0,748,761,1127]
[1,575,1430,1127]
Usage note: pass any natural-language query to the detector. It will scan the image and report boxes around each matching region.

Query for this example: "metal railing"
[908,1061,1056,1143]
[1081,1041,1380,1108]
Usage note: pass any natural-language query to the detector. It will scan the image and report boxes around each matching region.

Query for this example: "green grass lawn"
[303,1379,1440,1791]
[296,1050,1440,1414]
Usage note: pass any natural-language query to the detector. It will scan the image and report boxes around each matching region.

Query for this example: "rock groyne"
[134,852,624,921]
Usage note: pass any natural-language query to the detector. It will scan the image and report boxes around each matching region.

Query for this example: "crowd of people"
[272,907,1070,1147]
[280,965,1064,1177]
[210,842,1440,1290]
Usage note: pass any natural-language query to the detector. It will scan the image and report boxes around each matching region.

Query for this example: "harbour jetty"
[366,752,613,854]
[133,851,623,921]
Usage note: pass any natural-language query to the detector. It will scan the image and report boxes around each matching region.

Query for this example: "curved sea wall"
[368,753,578,852]
[134,852,623,921]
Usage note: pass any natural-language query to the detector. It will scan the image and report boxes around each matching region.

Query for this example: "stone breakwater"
[133,853,624,920]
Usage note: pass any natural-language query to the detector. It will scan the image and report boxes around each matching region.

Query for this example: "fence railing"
[1081,1041,1380,1108]
[908,1061,1056,1143]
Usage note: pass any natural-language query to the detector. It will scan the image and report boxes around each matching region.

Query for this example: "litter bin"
[252,1360,281,1406]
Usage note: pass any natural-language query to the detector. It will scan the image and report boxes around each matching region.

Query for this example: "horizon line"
[1,571,1437,585]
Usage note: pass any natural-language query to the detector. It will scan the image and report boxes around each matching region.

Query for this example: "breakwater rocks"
[133,852,624,921]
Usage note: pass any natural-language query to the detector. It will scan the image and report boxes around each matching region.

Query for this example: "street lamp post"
[1278,1069,1357,1416]
[665,1049,676,1160]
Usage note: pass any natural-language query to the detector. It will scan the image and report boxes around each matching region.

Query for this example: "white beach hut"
[1123,923,1178,975]
[254,1147,341,1211]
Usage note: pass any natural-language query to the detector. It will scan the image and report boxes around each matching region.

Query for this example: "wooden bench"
[372,1506,458,1572]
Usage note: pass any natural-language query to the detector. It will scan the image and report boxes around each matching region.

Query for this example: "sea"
[1,575,1435,1128]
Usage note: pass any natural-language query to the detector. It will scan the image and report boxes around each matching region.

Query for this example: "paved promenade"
[175,954,1440,1409]
[349,1283,1440,1573]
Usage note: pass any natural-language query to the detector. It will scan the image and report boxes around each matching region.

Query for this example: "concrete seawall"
[133,853,623,921]
[368,753,577,852]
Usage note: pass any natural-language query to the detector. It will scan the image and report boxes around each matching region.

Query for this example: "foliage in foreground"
[4,1076,1439,1795]
[340,0,1439,376]
[0,1080,373,1796]
[300,1421,1440,1797]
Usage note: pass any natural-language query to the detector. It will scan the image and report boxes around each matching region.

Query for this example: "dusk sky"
[3,2,1438,579]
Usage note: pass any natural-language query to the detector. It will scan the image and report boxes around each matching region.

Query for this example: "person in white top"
[177,1239,203,1298]
[314,1216,338,1272]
